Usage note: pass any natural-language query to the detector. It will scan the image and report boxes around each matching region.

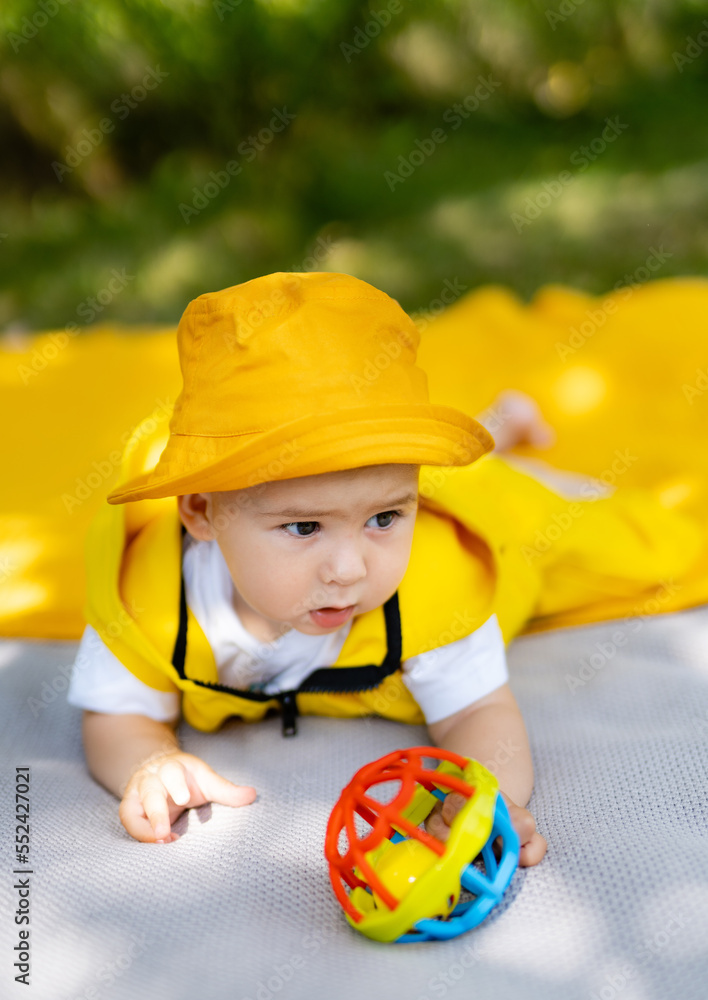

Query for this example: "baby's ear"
[177,493,215,541]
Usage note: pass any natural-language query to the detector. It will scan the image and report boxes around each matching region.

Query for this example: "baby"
[68,271,550,866]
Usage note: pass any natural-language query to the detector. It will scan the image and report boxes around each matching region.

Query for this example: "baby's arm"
[82,711,256,843]
[426,683,547,866]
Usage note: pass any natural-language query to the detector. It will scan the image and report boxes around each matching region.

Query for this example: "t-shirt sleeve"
[67,624,181,723]
[401,613,509,725]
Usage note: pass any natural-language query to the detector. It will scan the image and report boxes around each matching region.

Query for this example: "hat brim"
[107,404,494,504]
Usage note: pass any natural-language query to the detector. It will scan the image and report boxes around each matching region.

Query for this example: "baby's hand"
[119,751,257,844]
[425,791,547,867]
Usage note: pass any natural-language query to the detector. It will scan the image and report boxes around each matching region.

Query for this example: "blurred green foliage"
[1,0,707,330]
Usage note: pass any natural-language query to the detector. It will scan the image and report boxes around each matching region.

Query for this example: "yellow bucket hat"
[107,271,493,504]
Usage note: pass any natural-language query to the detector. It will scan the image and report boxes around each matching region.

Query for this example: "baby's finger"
[424,802,450,842]
[193,763,257,808]
[119,788,175,844]
[518,831,547,867]
[441,792,466,825]
[118,790,151,842]
[510,807,537,845]
[155,759,190,807]
[139,773,174,841]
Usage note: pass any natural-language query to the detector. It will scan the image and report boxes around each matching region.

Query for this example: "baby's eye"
[280,510,402,538]
[281,521,318,537]
[366,510,399,529]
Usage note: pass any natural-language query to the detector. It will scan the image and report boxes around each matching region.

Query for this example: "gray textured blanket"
[2,607,708,1000]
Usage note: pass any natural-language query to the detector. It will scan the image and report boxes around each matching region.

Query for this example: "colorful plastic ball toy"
[324,746,519,943]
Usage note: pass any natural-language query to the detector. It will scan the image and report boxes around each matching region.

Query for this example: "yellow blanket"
[1,277,706,639]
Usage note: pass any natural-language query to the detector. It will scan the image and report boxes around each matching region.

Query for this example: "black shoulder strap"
[171,542,189,678]
[171,524,403,735]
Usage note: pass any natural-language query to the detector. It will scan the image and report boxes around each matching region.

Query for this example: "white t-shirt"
[67,535,508,726]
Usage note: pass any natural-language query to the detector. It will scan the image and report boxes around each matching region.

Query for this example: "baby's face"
[178,464,420,641]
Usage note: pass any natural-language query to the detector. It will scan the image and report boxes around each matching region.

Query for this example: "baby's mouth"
[309,605,356,625]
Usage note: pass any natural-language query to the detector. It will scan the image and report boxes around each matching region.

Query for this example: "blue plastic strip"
[394,792,520,943]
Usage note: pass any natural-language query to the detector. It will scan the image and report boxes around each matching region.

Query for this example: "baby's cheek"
[374,556,410,604]
[281,576,323,618]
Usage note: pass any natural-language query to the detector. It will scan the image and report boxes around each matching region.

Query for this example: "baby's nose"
[321,547,367,586]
